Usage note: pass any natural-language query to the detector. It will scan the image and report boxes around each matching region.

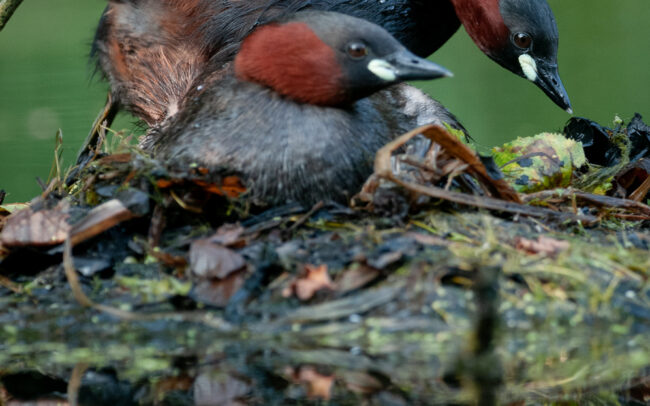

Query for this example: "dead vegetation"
[0,115,649,404]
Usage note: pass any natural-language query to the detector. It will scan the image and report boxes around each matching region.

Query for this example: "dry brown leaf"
[298,367,335,400]
[156,179,174,188]
[156,174,246,199]
[193,269,247,307]
[154,375,194,397]
[341,371,383,394]
[405,231,449,246]
[285,366,335,401]
[369,251,403,269]
[336,264,381,293]
[515,236,570,256]
[630,176,650,202]
[186,232,249,307]
[69,199,135,246]
[615,159,650,202]
[209,223,246,247]
[149,249,188,269]
[0,203,70,247]
[190,239,246,279]
[193,372,251,406]
[192,176,246,198]
[96,153,133,165]
[282,264,335,301]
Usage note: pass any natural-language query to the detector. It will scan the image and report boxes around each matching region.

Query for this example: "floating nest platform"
[1,122,649,404]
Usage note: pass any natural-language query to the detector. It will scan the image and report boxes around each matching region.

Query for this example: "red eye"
[513,32,532,49]
[347,42,368,59]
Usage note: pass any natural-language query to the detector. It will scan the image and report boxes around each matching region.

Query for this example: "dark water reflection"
[1,320,648,404]
[0,0,648,202]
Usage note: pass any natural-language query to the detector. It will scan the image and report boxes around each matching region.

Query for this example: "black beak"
[384,48,453,81]
[535,61,572,113]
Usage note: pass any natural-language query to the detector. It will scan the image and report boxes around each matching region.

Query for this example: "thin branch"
[374,125,597,224]
[0,0,24,32]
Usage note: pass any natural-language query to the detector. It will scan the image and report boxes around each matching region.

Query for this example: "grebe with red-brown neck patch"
[149,11,461,206]
[450,0,571,113]
[451,0,509,54]
[92,0,571,127]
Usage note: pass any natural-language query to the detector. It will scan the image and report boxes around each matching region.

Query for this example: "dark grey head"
[499,0,572,112]
[454,0,572,112]
[234,11,452,106]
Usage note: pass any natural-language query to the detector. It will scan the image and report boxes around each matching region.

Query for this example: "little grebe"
[92,0,571,126]
[148,11,462,206]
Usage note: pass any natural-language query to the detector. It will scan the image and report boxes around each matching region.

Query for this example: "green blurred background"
[0,0,648,202]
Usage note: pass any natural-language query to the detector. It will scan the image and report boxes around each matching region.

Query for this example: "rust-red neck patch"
[450,0,509,54]
[234,22,345,106]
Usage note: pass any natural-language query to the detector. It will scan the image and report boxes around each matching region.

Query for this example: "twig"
[147,202,167,247]
[286,200,324,233]
[0,275,22,293]
[374,125,648,224]
[399,178,594,223]
[67,363,88,406]
[66,94,119,185]
[169,190,203,213]
[630,176,650,202]
[47,129,64,194]
[75,93,118,165]
[0,0,24,31]
[381,125,520,202]
[522,188,650,217]
[63,238,94,308]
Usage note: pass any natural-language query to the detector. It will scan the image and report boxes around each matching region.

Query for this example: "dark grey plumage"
[149,80,462,206]
[107,9,464,206]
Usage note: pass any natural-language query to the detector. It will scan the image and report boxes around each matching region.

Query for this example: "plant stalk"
[0,0,25,32]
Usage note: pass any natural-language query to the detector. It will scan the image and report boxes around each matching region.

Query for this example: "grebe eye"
[347,42,368,59]
[513,32,532,49]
